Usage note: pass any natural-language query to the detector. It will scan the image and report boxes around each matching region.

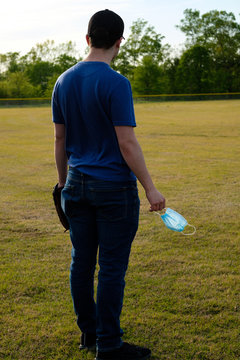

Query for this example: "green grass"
[1,101,240,360]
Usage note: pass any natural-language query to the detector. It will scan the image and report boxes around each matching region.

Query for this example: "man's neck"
[83,47,116,65]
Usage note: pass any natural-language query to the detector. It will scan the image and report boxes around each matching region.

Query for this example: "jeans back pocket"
[89,187,128,222]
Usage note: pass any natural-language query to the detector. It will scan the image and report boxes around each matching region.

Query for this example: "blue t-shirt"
[52,61,136,181]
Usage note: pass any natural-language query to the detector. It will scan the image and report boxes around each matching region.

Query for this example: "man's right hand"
[146,188,166,212]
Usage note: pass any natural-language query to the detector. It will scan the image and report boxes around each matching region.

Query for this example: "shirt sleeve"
[110,78,136,127]
[51,82,65,124]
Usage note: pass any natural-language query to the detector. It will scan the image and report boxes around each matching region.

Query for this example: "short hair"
[87,9,124,49]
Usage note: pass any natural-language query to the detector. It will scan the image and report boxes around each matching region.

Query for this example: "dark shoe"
[79,333,96,351]
[95,342,151,360]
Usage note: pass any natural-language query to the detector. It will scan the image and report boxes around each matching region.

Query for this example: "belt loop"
[81,172,84,197]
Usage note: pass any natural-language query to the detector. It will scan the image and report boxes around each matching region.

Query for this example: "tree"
[175,45,213,93]
[0,52,21,74]
[163,57,180,94]
[177,9,240,92]
[44,74,60,97]
[25,61,56,95]
[113,19,168,80]
[132,56,165,95]
[25,40,78,64]
[0,80,9,97]
[0,40,82,97]
[0,54,8,78]
[7,72,38,98]
[55,54,79,74]
[21,41,80,95]
[177,9,240,57]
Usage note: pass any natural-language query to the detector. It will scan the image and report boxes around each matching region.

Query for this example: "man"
[52,9,165,360]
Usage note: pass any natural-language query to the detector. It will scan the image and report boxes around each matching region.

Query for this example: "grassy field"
[0,100,240,360]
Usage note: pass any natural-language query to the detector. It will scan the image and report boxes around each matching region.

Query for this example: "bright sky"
[1,0,239,56]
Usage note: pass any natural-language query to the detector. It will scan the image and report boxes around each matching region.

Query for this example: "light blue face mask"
[155,208,196,236]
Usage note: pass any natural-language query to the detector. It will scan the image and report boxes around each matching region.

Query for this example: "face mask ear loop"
[181,224,196,236]
[154,208,167,217]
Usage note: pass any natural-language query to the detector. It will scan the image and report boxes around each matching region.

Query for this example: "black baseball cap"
[87,9,124,49]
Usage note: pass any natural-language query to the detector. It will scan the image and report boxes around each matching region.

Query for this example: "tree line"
[0,9,240,98]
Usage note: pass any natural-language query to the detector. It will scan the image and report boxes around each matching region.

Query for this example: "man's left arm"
[54,123,68,187]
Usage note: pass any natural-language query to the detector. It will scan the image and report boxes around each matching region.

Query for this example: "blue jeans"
[61,167,140,351]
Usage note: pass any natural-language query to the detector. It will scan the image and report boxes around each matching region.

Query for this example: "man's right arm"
[114,126,166,212]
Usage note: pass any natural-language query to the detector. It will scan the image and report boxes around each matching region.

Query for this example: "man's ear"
[86,35,90,46]
[115,38,122,49]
